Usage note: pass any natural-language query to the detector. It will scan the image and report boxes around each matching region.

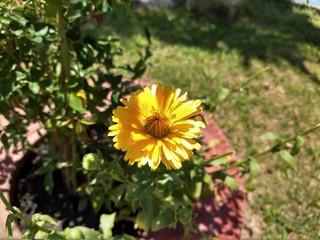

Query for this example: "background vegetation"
[103,0,320,239]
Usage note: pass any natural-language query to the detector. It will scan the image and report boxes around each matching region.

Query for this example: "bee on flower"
[108,84,206,170]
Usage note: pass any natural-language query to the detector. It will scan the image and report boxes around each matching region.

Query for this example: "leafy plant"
[0,0,320,239]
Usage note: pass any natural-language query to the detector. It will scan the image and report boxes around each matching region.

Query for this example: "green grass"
[104,0,320,238]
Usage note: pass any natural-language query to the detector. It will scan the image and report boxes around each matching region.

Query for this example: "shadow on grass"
[103,0,320,84]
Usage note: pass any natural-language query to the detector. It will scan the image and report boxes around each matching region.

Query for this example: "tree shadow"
[104,0,320,84]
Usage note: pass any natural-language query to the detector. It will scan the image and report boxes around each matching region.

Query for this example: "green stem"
[0,189,50,234]
[200,151,234,166]
[228,122,320,169]
[222,67,271,103]
[57,8,78,194]
[57,9,70,92]
[232,67,270,94]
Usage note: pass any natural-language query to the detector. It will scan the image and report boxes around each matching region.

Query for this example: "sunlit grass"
[105,0,320,238]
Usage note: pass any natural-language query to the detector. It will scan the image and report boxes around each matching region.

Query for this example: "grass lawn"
[103,0,320,238]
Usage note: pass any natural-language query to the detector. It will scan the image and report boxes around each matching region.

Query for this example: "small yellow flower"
[108,84,205,170]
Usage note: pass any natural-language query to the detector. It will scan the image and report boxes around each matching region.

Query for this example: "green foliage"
[1,0,320,239]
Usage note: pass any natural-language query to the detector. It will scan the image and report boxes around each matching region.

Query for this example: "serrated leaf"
[99,213,116,239]
[278,150,298,171]
[67,93,85,113]
[177,205,193,228]
[151,208,174,231]
[249,157,260,181]
[224,175,239,193]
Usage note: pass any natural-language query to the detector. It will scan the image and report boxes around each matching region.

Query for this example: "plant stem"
[228,122,320,169]
[221,67,271,104]
[57,8,77,194]
[57,9,70,93]
[200,151,234,166]
[0,189,50,234]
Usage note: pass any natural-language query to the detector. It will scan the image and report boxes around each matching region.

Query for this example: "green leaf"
[22,228,37,239]
[15,71,27,81]
[113,185,126,206]
[28,82,40,94]
[140,187,159,222]
[249,157,260,181]
[5,214,15,239]
[177,205,194,229]
[80,117,97,125]
[278,150,298,171]
[74,43,94,69]
[111,91,121,105]
[34,230,49,239]
[91,193,104,214]
[33,23,49,37]
[151,208,174,231]
[206,154,231,166]
[259,132,282,141]
[224,175,239,193]
[10,15,28,27]
[136,211,151,231]
[217,87,230,102]
[290,136,304,156]
[67,93,85,113]
[75,226,100,239]
[68,227,84,239]
[31,213,58,226]
[99,213,116,239]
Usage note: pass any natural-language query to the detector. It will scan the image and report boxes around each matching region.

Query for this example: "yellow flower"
[108,84,205,170]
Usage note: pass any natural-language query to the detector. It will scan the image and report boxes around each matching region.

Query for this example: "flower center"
[144,112,170,138]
